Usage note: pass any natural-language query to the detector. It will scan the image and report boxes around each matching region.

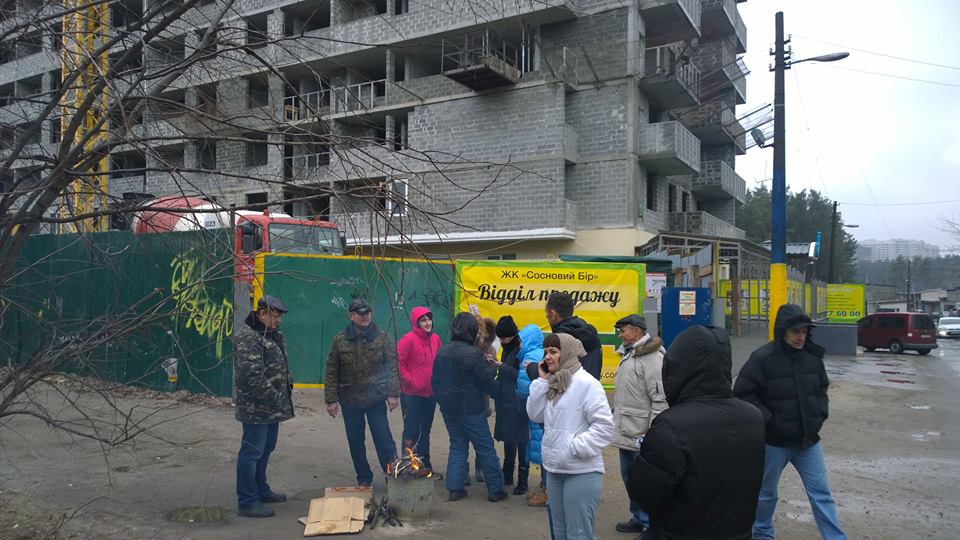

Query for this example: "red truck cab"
[235,210,344,282]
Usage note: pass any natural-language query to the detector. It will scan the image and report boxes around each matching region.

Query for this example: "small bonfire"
[387,447,433,480]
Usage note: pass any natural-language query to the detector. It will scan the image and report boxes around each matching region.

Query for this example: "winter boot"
[502,462,514,486]
[513,466,529,496]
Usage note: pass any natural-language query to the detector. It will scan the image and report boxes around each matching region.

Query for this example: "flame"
[405,448,421,470]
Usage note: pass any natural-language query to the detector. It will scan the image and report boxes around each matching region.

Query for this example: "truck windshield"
[268,224,342,255]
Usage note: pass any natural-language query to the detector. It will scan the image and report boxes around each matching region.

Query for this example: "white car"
[938,317,960,339]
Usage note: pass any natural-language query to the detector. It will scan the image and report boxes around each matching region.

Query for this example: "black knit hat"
[495,315,519,338]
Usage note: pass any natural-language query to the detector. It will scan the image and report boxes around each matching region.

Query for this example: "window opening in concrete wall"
[0,82,12,105]
[48,117,60,143]
[16,30,43,58]
[393,114,408,150]
[198,139,217,169]
[385,178,407,216]
[283,0,330,35]
[110,150,146,181]
[246,191,268,211]
[149,88,186,121]
[395,0,408,15]
[283,186,329,219]
[341,0,386,24]
[646,174,658,212]
[668,183,677,212]
[284,130,330,177]
[335,177,388,212]
[196,83,217,114]
[246,75,270,109]
[15,74,42,99]
[682,190,690,212]
[110,0,143,30]
[154,144,184,169]
[146,34,185,68]
[245,12,270,49]
[109,48,143,75]
[245,132,269,167]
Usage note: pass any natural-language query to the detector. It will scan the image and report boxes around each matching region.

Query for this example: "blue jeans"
[341,402,397,485]
[441,412,504,495]
[401,394,437,468]
[619,448,649,527]
[236,422,279,509]
[546,471,603,540]
[754,442,846,540]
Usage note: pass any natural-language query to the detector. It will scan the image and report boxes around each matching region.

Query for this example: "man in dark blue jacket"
[431,312,508,503]
[545,292,603,380]
[734,304,846,540]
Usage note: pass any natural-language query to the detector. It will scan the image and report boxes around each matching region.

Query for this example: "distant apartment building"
[1,0,749,259]
[858,239,940,262]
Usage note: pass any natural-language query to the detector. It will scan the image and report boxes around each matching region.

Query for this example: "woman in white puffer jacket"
[527,332,615,540]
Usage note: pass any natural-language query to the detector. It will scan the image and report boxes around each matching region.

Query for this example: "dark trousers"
[236,422,279,509]
[503,440,529,477]
[400,394,437,468]
[341,401,397,485]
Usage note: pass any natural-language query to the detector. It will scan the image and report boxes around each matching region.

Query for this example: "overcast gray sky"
[736,0,960,252]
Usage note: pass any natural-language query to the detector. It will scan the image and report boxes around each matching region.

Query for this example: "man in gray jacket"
[611,314,667,537]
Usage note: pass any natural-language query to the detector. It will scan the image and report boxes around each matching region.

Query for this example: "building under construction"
[0,0,751,258]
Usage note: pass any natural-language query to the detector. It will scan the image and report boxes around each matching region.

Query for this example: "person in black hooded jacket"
[545,292,603,380]
[627,325,764,540]
[734,304,846,540]
[431,312,509,503]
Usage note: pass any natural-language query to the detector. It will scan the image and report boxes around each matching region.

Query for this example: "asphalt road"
[1,336,959,539]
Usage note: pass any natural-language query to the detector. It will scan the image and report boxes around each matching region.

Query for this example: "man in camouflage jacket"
[234,295,294,518]
[325,299,400,486]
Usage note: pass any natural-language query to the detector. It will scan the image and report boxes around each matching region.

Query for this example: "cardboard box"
[299,497,366,536]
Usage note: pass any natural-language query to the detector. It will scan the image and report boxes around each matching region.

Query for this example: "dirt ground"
[2,338,959,540]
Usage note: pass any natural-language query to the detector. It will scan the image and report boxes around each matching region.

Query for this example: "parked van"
[857,313,938,355]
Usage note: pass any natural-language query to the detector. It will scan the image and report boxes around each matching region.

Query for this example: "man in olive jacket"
[234,295,294,518]
[734,304,846,540]
[325,299,400,486]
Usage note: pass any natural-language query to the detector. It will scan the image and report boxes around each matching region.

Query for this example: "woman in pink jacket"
[397,306,442,469]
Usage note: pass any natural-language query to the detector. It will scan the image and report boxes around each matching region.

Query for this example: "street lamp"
[827,199,858,283]
[768,11,848,338]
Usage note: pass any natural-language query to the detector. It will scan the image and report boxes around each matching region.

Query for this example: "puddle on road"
[168,506,231,523]
[911,431,943,442]
[825,358,925,390]
[908,404,931,410]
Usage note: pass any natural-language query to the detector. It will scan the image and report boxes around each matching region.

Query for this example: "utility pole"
[828,200,838,283]
[769,11,788,339]
[906,258,912,311]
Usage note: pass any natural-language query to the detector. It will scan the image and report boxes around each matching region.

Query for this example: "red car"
[857,313,939,355]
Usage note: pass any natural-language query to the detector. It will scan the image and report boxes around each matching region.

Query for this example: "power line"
[808,63,960,89]
[839,199,960,207]
[794,34,960,71]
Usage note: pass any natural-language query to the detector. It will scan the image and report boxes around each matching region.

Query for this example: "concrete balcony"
[701,0,747,53]
[691,160,745,202]
[668,210,745,239]
[697,40,747,105]
[641,0,701,47]
[685,105,746,154]
[283,80,387,121]
[638,121,701,175]
[640,45,700,108]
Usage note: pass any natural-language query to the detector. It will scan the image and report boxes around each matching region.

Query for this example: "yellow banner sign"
[455,260,645,386]
[826,283,865,323]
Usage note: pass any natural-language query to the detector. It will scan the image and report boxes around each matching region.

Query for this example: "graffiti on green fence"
[170,250,234,359]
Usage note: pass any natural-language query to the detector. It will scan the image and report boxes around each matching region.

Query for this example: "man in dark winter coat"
[734,304,846,540]
[234,295,295,518]
[545,291,603,380]
[628,325,765,540]
[431,312,508,503]
[325,299,400,487]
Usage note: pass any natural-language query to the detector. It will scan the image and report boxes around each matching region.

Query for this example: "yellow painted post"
[768,264,787,340]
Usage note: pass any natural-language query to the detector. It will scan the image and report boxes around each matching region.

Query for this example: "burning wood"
[387,447,434,479]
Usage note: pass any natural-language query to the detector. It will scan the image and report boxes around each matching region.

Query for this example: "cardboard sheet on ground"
[299,497,366,536]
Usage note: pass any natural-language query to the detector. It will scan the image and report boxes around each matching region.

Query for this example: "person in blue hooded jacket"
[515,323,549,507]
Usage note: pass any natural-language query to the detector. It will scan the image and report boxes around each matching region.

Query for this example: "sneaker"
[616,520,645,533]
[237,504,275,518]
[448,489,468,502]
[260,491,287,503]
[527,486,548,507]
[488,491,509,502]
